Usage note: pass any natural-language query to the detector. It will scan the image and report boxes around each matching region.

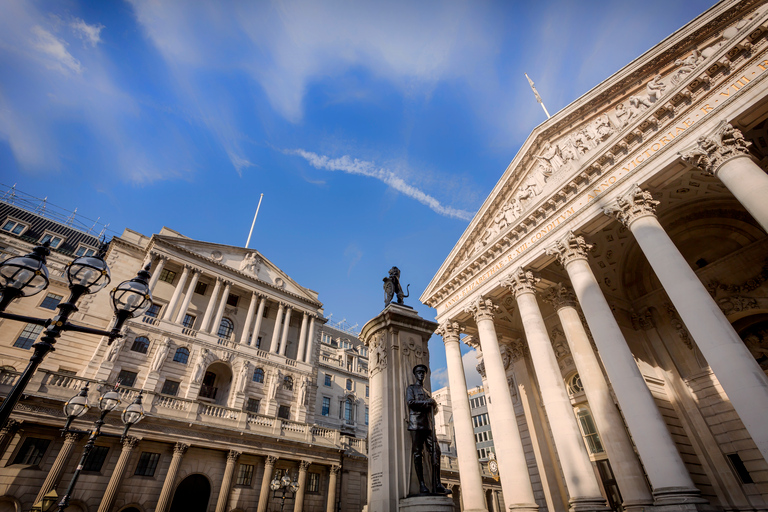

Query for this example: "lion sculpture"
[383,266,410,307]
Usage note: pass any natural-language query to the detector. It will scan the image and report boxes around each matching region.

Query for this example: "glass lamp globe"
[122,393,145,426]
[290,479,300,493]
[281,474,291,488]
[67,249,111,294]
[110,265,153,319]
[99,390,121,412]
[63,387,90,419]
[0,245,50,297]
[270,478,281,491]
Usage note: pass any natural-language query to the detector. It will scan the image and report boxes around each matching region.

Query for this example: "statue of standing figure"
[406,364,450,496]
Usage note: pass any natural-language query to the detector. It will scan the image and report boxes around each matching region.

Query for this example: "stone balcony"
[0,368,367,456]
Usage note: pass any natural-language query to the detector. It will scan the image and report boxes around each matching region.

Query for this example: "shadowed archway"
[169,474,211,512]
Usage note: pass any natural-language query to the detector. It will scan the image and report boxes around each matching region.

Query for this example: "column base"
[622,498,655,512]
[507,503,540,512]
[569,496,612,512]
[399,495,455,512]
[652,487,711,512]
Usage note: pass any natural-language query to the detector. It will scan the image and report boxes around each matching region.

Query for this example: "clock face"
[489,460,498,473]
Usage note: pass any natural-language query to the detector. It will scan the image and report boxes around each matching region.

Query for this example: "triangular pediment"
[153,234,321,305]
[421,0,767,309]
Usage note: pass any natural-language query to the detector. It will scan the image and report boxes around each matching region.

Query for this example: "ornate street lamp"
[0,241,153,431]
[270,472,299,512]
[54,385,144,512]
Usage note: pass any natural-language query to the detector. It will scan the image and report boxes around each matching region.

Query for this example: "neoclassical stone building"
[0,212,366,512]
[422,1,768,512]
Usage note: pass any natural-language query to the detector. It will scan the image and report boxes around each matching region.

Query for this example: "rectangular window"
[577,409,605,455]
[158,269,176,284]
[134,452,161,476]
[40,233,64,249]
[322,397,330,416]
[182,314,196,328]
[39,293,64,310]
[255,336,262,349]
[194,281,208,295]
[726,453,754,484]
[246,398,260,413]
[82,446,109,472]
[324,374,332,387]
[145,303,162,318]
[1,220,27,235]
[226,294,239,307]
[308,472,320,493]
[365,406,369,425]
[278,405,291,419]
[161,380,180,396]
[366,385,369,398]
[117,370,138,388]
[75,245,96,257]
[12,437,50,465]
[236,463,254,486]
[13,323,44,350]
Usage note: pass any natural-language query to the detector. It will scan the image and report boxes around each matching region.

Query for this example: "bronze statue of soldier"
[406,364,450,495]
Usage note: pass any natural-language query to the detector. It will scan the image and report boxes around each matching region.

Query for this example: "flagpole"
[245,193,264,249]
[525,73,551,119]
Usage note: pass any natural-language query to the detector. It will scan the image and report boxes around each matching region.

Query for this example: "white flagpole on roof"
[245,193,264,249]
[525,73,551,119]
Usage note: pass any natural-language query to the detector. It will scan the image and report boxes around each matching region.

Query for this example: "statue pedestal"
[399,496,455,512]
[361,304,438,512]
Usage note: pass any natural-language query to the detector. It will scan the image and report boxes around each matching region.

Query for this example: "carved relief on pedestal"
[368,332,387,376]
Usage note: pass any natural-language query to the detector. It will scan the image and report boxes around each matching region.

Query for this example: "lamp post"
[54,384,144,512]
[270,472,299,512]
[0,242,153,431]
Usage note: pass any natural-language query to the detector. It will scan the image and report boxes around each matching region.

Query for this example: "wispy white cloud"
[70,18,104,47]
[287,148,475,220]
[30,25,81,74]
[344,243,363,276]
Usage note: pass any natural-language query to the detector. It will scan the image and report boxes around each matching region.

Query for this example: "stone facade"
[0,211,367,512]
[422,2,768,512]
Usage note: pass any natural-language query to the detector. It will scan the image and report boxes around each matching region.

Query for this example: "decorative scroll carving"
[500,268,539,298]
[264,455,278,467]
[630,309,654,331]
[475,361,486,379]
[465,297,498,323]
[174,442,189,456]
[717,295,758,315]
[122,436,140,449]
[546,232,593,267]
[664,303,692,350]
[543,283,578,311]
[680,121,752,175]
[300,460,312,471]
[64,432,83,443]
[227,450,242,463]
[330,464,342,475]
[707,259,768,296]
[435,321,462,344]
[508,339,528,362]
[603,184,660,227]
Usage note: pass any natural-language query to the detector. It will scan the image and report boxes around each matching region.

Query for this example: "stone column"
[435,321,487,512]
[544,285,653,512]
[148,255,167,291]
[156,443,189,512]
[681,122,768,233]
[297,312,310,362]
[35,432,82,503]
[503,269,608,512]
[240,291,259,345]
[465,297,538,512]
[295,460,311,512]
[201,278,223,333]
[215,450,241,512]
[97,436,139,512]
[279,306,293,355]
[305,316,317,362]
[326,464,341,512]
[164,264,191,321]
[606,185,768,463]
[546,232,704,507]
[270,303,286,353]
[211,281,232,335]
[256,455,277,512]
[252,296,267,348]
[0,419,19,458]
[175,270,200,324]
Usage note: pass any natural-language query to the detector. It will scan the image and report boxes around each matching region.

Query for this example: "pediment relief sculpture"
[239,252,262,276]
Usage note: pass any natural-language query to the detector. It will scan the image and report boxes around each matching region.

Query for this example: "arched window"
[131,336,150,354]
[173,347,189,364]
[217,318,235,339]
[346,378,353,391]
[283,375,293,390]
[566,373,583,395]
[253,368,265,383]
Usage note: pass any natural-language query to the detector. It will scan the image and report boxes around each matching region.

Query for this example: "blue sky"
[0,0,718,389]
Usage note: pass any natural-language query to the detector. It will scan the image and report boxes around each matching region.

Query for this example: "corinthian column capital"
[546,232,593,267]
[465,297,498,323]
[174,443,189,456]
[543,283,578,311]
[508,338,528,362]
[227,450,241,463]
[299,460,312,471]
[435,321,462,343]
[500,267,540,298]
[680,122,753,176]
[603,184,659,227]
[475,360,486,379]
[330,464,341,475]
[264,455,278,467]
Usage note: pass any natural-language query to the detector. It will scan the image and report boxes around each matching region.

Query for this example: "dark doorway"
[120,508,141,512]
[169,474,211,512]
